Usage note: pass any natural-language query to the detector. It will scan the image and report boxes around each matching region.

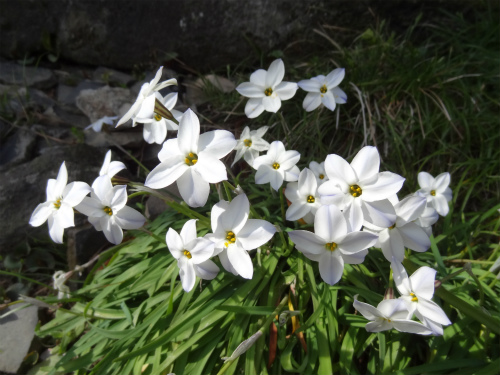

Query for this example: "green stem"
[279,188,286,224]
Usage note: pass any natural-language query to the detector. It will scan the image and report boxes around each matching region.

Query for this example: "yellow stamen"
[154,114,162,121]
[430,190,436,196]
[264,88,273,96]
[244,139,252,147]
[185,152,198,166]
[325,242,338,251]
[53,199,62,209]
[307,195,315,203]
[319,174,325,180]
[104,206,113,216]
[388,223,396,230]
[183,250,192,259]
[320,85,327,94]
[226,231,236,244]
[410,292,418,302]
[350,184,362,197]
[272,162,280,170]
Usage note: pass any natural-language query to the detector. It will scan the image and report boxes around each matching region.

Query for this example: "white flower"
[75,176,146,245]
[29,162,91,243]
[116,66,177,127]
[253,141,300,191]
[416,172,452,216]
[298,68,347,112]
[391,259,452,328]
[317,146,405,231]
[309,161,328,185]
[353,297,432,334]
[284,168,321,224]
[53,270,70,300]
[236,59,298,118]
[365,195,431,262]
[134,92,183,144]
[207,194,276,279]
[99,150,126,179]
[413,203,439,236]
[288,205,378,285]
[145,109,236,207]
[232,126,270,167]
[166,219,219,292]
[85,116,118,132]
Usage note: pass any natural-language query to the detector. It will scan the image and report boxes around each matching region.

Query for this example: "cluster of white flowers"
[31,61,454,334]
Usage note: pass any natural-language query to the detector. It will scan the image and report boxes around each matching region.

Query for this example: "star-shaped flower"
[288,204,378,285]
[317,146,404,230]
[75,176,146,245]
[236,59,298,118]
[166,219,219,292]
[353,297,432,334]
[85,116,118,132]
[253,141,300,191]
[116,66,177,127]
[133,92,183,144]
[416,172,452,216]
[232,126,270,167]
[145,109,236,207]
[298,68,347,112]
[29,162,91,243]
[309,161,328,185]
[206,194,276,279]
[284,167,321,224]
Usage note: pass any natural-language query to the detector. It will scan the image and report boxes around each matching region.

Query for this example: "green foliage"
[32,8,499,375]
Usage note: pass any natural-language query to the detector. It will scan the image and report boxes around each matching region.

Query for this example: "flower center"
[319,174,325,180]
[388,223,396,230]
[386,318,392,323]
[53,198,62,209]
[103,206,113,216]
[320,85,328,94]
[325,242,338,251]
[264,88,273,96]
[185,152,198,166]
[350,185,362,197]
[224,231,236,247]
[244,139,252,147]
[154,113,162,121]
[272,162,280,170]
[410,292,418,302]
[430,190,436,196]
[183,250,192,259]
[307,195,315,203]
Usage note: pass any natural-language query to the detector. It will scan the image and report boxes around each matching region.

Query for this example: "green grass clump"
[27,8,500,375]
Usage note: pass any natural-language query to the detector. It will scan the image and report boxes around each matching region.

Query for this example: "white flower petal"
[344,199,364,233]
[380,227,405,262]
[288,230,326,255]
[339,231,378,254]
[236,82,265,98]
[361,172,405,202]
[180,219,198,245]
[398,223,431,252]
[418,172,434,189]
[54,203,75,228]
[318,252,344,285]
[75,197,104,218]
[433,172,450,192]
[158,139,182,162]
[194,259,219,280]
[210,200,230,234]
[302,92,322,112]
[391,260,412,296]
[416,298,451,326]
[297,79,322,92]
[245,98,265,118]
[107,161,126,179]
[194,155,227,183]
[62,182,91,207]
[114,206,146,230]
[166,227,184,259]
[284,165,300,182]
[178,257,196,292]
[274,81,298,100]
[250,69,267,86]
[177,168,210,208]
[177,109,200,155]
[265,59,285,88]
[145,156,189,189]
[286,201,311,221]
[353,299,384,320]
[351,146,380,181]
[54,162,68,198]
[187,238,215,264]
[392,319,432,335]
[237,219,276,250]
[102,217,123,245]
[143,121,167,144]
[227,245,254,279]
[432,194,450,216]
[314,205,347,242]
[409,266,436,300]
[361,199,397,228]
[221,194,249,234]
[325,154,357,185]
[262,95,281,113]
[321,92,337,111]
[326,68,345,88]
[366,320,392,332]
[331,87,347,103]
[219,248,238,275]
[110,185,128,212]
[198,130,237,159]
[395,195,427,223]
[30,202,53,227]
[342,249,368,264]
[48,216,64,244]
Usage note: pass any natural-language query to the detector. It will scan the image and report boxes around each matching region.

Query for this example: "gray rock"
[0,127,37,167]
[0,61,56,89]
[57,80,104,106]
[0,144,104,254]
[66,225,107,270]
[76,85,134,123]
[84,129,144,148]
[0,303,39,374]
[93,66,134,87]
